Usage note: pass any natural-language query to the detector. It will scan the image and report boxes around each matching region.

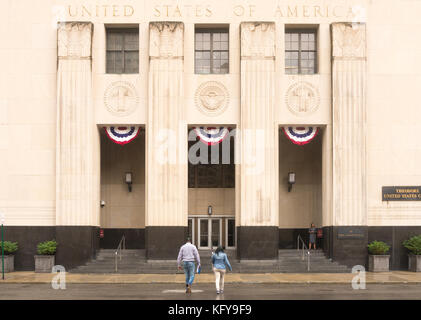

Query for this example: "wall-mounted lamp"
[100,200,106,208]
[125,172,133,192]
[208,205,213,216]
[288,172,295,192]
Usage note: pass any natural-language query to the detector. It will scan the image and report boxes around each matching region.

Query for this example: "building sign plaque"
[382,186,421,201]
[337,227,365,240]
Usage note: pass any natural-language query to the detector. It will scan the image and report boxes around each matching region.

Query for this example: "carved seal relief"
[195,81,229,116]
[104,81,139,116]
[285,81,320,116]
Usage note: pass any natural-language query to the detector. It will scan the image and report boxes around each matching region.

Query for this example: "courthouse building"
[1,0,421,271]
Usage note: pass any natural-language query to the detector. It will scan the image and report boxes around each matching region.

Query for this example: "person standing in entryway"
[177,237,201,294]
[309,223,317,250]
[211,246,232,294]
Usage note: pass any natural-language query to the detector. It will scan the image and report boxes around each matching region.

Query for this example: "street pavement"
[2,271,421,284]
[0,283,421,300]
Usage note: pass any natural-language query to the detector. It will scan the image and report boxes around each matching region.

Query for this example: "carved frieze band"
[240,22,275,58]
[331,22,366,59]
[57,22,93,59]
[149,22,184,58]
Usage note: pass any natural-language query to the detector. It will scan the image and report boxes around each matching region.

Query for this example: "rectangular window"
[188,137,235,188]
[195,28,229,74]
[106,28,139,74]
[285,29,317,74]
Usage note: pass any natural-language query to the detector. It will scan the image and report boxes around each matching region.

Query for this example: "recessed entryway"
[187,126,236,250]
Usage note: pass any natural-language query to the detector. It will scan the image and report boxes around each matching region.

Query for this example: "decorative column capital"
[240,22,275,59]
[331,22,366,59]
[57,22,93,59]
[149,22,184,59]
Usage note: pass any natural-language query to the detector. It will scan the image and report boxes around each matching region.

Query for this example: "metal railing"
[115,235,126,272]
[297,235,310,271]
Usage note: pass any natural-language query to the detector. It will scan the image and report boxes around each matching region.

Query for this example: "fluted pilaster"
[56,22,100,226]
[146,22,187,227]
[331,22,367,226]
[239,22,278,227]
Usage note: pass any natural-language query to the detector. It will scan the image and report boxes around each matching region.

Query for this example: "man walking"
[177,237,201,293]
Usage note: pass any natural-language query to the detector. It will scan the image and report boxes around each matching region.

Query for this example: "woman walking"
[211,246,232,294]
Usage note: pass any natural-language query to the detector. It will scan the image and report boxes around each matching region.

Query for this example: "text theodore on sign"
[382,186,421,201]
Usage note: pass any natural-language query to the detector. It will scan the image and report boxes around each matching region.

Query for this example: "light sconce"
[288,172,295,192]
[208,205,213,216]
[125,172,133,192]
[100,200,106,208]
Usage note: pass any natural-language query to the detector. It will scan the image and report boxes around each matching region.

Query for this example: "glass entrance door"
[226,218,236,248]
[198,218,221,249]
[211,219,221,247]
[188,218,194,245]
[199,218,209,248]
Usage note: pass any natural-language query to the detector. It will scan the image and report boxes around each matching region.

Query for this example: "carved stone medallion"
[195,81,229,116]
[285,81,320,116]
[104,81,139,116]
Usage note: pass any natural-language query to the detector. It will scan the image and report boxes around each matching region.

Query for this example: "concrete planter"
[368,255,390,272]
[34,255,55,273]
[1,255,15,273]
[408,255,421,272]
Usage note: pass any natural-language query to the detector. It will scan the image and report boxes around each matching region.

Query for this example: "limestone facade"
[0,0,421,266]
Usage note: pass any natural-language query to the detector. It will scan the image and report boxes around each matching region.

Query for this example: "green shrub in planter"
[367,241,390,255]
[0,241,18,255]
[403,235,421,255]
[37,240,57,255]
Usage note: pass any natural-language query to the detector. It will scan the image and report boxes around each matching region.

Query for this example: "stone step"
[69,248,350,274]
[278,253,326,257]
[93,258,147,262]
[278,259,336,265]
[96,252,146,258]
[278,255,327,259]
[278,251,326,256]
[97,249,146,253]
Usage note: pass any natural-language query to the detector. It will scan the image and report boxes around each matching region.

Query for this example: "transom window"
[285,30,317,74]
[195,28,229,74]
[106,28,139,74]
[188,138,235,188]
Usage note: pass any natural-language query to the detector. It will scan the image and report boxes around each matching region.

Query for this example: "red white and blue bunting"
[194,127,230,146]
[104,126,141,145]
[282,127,319,146]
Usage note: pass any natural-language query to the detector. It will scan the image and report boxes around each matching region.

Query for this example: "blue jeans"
[183,261,196,285]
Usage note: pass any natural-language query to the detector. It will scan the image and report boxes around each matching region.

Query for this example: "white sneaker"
[216,290,220,294]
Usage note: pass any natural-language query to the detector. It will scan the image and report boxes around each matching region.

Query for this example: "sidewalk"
[1,271,421,284]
